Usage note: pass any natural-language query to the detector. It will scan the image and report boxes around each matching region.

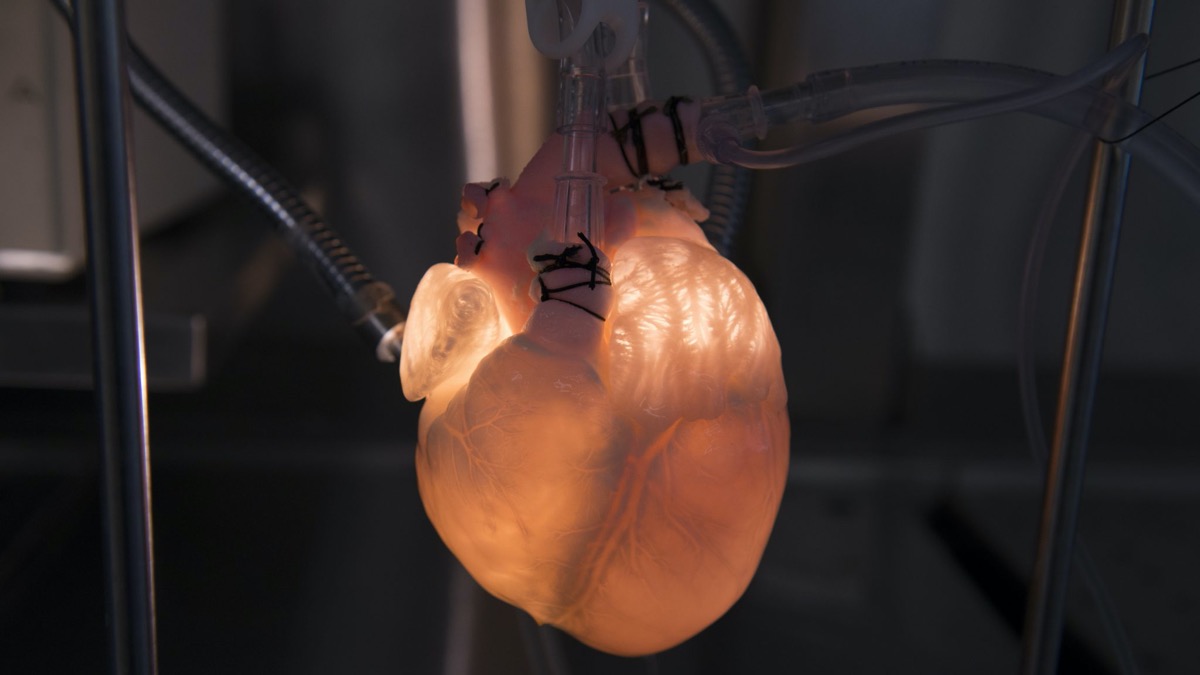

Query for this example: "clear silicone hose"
[552,14,612,246]
[696,35,1200,208]
[706,34,1146,163]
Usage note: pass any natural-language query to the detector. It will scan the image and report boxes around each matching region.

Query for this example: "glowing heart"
[401,109,788,656]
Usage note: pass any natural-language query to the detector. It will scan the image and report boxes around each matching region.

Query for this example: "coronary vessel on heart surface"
[399,81,789,661]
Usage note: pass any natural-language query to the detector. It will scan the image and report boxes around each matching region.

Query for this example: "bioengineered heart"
[400,102,789,656]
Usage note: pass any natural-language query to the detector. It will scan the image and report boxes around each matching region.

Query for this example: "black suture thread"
[1102,54,1200,144]
[664,96,692,165]
[532,233,611,322]
[608,112,639,180]
[610,105,658,179]
[1145,55,1200,80]
[1105,87,1200,144]
[630,106,654,177]
[646,177,684,191]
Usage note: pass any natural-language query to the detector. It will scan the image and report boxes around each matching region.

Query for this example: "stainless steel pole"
[70,0,159,672]
[1019,2,1154,674]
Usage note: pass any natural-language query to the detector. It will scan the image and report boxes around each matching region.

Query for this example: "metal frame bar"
[69,0,159,672]
[1019,1,1155,673]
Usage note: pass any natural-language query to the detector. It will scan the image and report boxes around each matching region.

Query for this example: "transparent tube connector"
[552,23,612,246]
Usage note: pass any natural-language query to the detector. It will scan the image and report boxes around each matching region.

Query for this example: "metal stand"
[70,0,159,673]
[1019,2,1155,673]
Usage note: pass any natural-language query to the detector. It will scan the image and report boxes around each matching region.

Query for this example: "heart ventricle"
[402,144,788,657]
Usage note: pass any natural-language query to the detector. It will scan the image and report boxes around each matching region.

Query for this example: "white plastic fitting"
[525,0,640,70]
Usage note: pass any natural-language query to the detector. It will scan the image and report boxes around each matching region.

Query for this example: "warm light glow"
[402,121,788,656]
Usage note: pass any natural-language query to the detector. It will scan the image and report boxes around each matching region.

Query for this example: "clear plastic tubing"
[697,34,1200,209]
[718,34,1146,162]
[553,22,611,246]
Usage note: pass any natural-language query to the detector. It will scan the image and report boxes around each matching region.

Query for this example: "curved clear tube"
[705,34,1146,165]
[696,35,1200,208]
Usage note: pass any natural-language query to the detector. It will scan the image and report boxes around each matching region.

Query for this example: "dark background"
[2,0,1198,673]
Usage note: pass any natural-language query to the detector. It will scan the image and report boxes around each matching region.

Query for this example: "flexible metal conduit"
[51,0,406,362]
[656,0,753,256]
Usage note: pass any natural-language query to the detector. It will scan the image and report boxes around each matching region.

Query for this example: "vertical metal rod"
[1019,2,1154,674]
[70,0,159,673]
